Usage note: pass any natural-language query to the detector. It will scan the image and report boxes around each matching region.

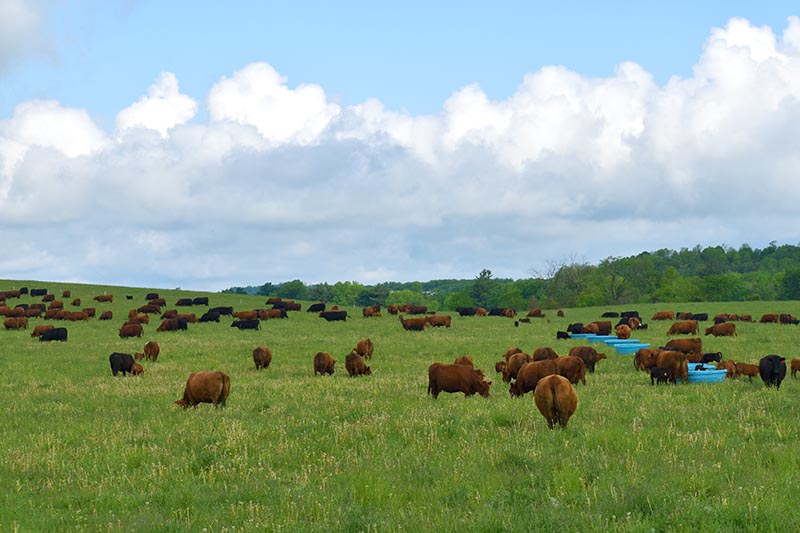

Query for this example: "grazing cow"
[716,360,736,378]
[566,323,584,334]
[134,352,145,360]
[705,323,737,337]
[60,290,70,298]
[137,304,161,314]
[652,311,675,321]
[656,351,689,383]
[119,323,143,338]
[527,308,544,318]
[41,294,55,302]
[94,294,113,303]
[735,362,760,382]
[282,302,302,311]
[175,298,193,306]
[192,297,209,306]
[39,327,67,342]
[634,348,660,371]
[156,319,179,332]
[790,358,800,379]
[650,367,672,385]
[258,309,288,319]
[510,360,558,397]
[779,313,799,325]
[568,346,605,373]
[556,331,571,340]
[759,355,787,389]
[48,301,64,310]
[690,313,708,321]
[533,375,578,429]
[144,341,160,362]
[398,315,428,331]
[199,311,220,322]
[307,302,326,313]
[665,337,703,355]
[30,289,48,297]
[3,317,28,330]
[667,320,699,335]
[456,307,477,317]
[126,295,133,300]
[175,371,230,408]
[697,352,722,364]
[109,352,143,376]
[361,304,380,317]
[426,315,451,328]
[759,314,779,324]
[601,311,619,318]
[554,356,586,385]
[502,347,523,361]
[615,324,632,339]
[355,338,374,359]
[406,305,427,315]
[209,306,233,316]
[532,347,559,362]
[313,352,336,375]
[319,310,348,322]
[628,317,642,330]
[738,314,753,322]
[82,307,96,318]
[474,307,487,316]
[345,352,372,377]
[581,323,600,334]
[427,363,491,399]
[503,352,534,382]
[71,298,81,307]
[160,309,178,319]
[176,313,198,324]
[148,298,167,307]
[145,293,159,300]
[453,355,474,367]
[24,307,43,318]
[253,346,272,370]
[230,319,260,330]
[266,297,282,305]
[233,310,258,320]
[495,360,506,374]
[31,325,55,337]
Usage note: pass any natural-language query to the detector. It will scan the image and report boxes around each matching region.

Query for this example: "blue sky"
[2,1,800,290]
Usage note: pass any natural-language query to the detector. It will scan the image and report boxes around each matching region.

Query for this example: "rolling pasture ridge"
[1,280,800,531]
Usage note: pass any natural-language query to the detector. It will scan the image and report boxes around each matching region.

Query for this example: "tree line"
[222,242,800,310]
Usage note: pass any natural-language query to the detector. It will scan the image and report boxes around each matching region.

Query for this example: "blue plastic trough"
[569,333,596,339]
[614,343,651,354]
[683,367,727,384]
[587,335,618,343]
[603,338,641,345]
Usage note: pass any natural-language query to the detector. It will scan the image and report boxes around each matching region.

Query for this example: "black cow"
[209,306,234,316]
[488,308,505,316]
[691,313,708,321]
[192,297,209,306]
[175,298,193,306]
[145,293,159,300]
[199,311,221,323]
[759,355,787,389]
[456,307,477,317]
[109,352,141,376]
[556,331,571,340]
[15,304,29,310]
[650,367,671,385]
[701,352,722,364]
[566,323,584,335]
[319,310,347,322]
[39,327,68,342]
[307,302,326,313]
[231,319,260,330]
[19,287,28,295]
[621,311,639,318]
[30,289,48,297]
[713,317,727,324]
[125,295,133,300]
[601,311,619,318]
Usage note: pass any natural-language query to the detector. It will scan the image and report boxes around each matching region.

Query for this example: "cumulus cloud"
[2,17,800,289]
[0,0,50,71]
[115,72,198,137]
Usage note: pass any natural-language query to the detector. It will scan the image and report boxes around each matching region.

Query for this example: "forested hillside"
[224,242,800,309]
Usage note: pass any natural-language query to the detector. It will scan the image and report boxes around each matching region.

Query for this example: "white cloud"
[115,72,198,137]
[0,0,50,71]
[3,17,800,290]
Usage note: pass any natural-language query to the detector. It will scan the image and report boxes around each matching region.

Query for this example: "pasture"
[1,280,800,531]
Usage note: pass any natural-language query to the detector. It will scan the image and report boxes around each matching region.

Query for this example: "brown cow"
[399,315,429,331]
[527,308,544,317]
[453,355,474,367]
[266,297,282,305]
[494,360,507,375]
[31,325,54,337]
[233,310,258,320]
[738,314,753,322]
[354,338,375,359]
[656,350,689,383]
[48,301,64,310]
[119,323,143,338]
[665,337,703,355]
[150,298,167,307]
[134,352,145,360]
[474,307,487,316]
[503,352,533,382]
[534,374,578,429]
[502,347,523,361]
[157,319,183,332]
[362,305,381,318]
[734,362,759,382]
[532,347,559,361]
[780,313,798,324]
[25,307,43,318]
[3,317,28,330]
[633,348,660,371]
[176,313,198,323]
[345,351,372,377]
[759,314,779,324]
[426,315,452,328]
[257,309,286,319]
[557,309,564,317]
[94,294,113,303]
[161,309,178,319]
[705,323,737,337]
[427,363,491,399]
[137,304,161,314]
[568,346,605,373]
[253,346,272,370]
[82,307,96,318]
[581,323,600,334]
[716,360,736,378]
[615,324,631,339]
[71,298,81,307]
[144,341,160,362]
[628,317,641,330]
[313,352,336,375]
[175,371,231,408]
[667,320,698,335]
[99,310,113,320]
[62,290,71,298]
[652,311,675,320]
[791,358,800,379]
[509,360,557,397]
[554,356,586,385]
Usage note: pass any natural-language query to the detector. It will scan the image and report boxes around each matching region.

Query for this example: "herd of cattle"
[3,286,798,424]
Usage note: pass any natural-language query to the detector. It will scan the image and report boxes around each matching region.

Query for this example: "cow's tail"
[550,379,566,428]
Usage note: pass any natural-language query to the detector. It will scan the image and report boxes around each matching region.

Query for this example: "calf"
[734,362,759,382]
[253,346,273,370]
[345,352,371,377]
[650,366,672,385]
[792,358,800,379]
[144,341,160,362]
[556,331,571,340]
[533,375,578,429]
[175,371,230,408]
[355,338,375,359]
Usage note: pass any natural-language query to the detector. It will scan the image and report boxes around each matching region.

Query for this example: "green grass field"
[1,280,800,531]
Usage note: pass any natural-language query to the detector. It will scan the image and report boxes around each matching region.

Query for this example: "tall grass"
[1,280,799,530]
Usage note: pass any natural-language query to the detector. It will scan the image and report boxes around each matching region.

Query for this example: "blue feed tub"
[615,343,650,354]
[683,368,727,384]
[604,338,641,345]
[569,333,596,339]
[588,335,618,343]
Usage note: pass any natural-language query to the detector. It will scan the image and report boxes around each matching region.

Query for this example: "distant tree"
[779,267,800,300]
[256,283,276,296]
[356,284,390,307]
[470,269,496,308]
[275,280,308,300]
[308,283,334,303]
[331,281,364,306]
[493,285,526,311]
[444,291,474,310]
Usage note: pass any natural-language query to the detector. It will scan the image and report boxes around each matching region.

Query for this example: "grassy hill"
[1,279,799,530]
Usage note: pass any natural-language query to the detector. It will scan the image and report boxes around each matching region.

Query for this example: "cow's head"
[134,352,144,360]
